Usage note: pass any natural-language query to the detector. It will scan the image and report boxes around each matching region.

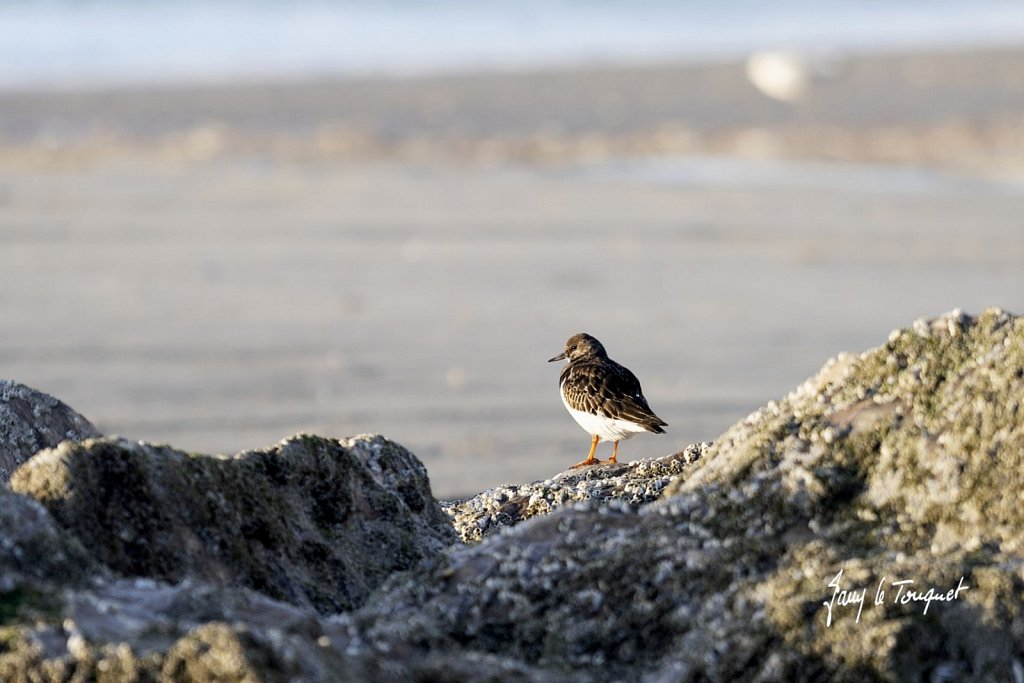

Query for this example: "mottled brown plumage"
[548,333,667,468]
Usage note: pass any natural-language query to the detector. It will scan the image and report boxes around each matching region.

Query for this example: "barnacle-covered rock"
[0,380,101,483]
[442,442,709,543]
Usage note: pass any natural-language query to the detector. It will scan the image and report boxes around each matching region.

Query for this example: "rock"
[351,308,1024,681]
[0,575,555,682]
[0,579,329,682]
[9,433,457,614]
[0,380,101,483]
[442,442,709,543]
[2,309,1023,681]
[0,484,96,588]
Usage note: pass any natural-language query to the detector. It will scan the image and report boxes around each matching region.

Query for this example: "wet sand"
[2,48,1024,497]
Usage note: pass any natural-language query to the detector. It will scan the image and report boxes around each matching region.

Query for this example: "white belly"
[561,393,649,442]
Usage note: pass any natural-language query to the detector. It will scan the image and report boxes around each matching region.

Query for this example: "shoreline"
[2,46,1024,172]
[3,39,1024,97]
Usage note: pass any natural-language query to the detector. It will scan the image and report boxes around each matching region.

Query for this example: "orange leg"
[608,441,619,464]
[571,434,601,468]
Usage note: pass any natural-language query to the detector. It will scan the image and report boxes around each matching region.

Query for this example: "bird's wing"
[560,360,668,430]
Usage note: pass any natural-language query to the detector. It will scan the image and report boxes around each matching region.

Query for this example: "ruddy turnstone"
[548,333,667,468]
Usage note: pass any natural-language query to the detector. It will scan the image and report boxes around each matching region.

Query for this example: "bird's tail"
[647,418,668,434]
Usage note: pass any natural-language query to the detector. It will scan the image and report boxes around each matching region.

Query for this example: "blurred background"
[2,0,1024,498]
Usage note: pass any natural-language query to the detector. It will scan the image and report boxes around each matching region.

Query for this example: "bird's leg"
[608,441,619,464]
[571,435,601,468]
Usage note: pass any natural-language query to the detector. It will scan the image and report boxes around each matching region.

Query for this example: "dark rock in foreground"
[0,484,97,588]
[0,380,101,483]
[1,309,1022,681]
[9,433,457,614]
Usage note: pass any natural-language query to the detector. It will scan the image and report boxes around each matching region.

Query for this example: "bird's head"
[548,333,607,363]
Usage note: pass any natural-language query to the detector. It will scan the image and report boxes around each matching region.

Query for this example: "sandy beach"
[2,47,1024,497]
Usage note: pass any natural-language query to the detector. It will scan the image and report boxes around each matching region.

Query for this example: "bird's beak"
[548,352,566,363]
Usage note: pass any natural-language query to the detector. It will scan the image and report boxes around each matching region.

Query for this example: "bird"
[548,333,667,468]
[744,49,849,102]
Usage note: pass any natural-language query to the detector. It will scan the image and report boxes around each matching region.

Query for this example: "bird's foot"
[569,457,602,469]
